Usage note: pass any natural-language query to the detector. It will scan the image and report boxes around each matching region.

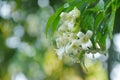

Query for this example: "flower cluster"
[55,7,93,60]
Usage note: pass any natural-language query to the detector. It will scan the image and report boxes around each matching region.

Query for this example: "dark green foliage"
[94,12,105,30]
[81,14,94,31]
[88,0,104,12]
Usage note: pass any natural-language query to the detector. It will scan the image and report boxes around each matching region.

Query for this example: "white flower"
[60,13,75,31]
[56,47,65,60]
[60,12,67,21]
[77,30,93,50]
[60,7,80,31]
[65,20,75,30]
[60,7,80,20]
[58,24,68,32]
[68,7,80,19]
[65,40,81,54]
[65,32,77,41]
[56,36,69,48]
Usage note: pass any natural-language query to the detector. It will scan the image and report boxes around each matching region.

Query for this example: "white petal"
[66,39,82,54]
[60,12,67,18]
[69,33,76,40]
[55,31,62,38]
[56,47,65,59]
[56,37,67,48]
[77,31,84,38]
[72,7,80,18]
[67,21,75,30]
[56,38,61,48]
[81,40,92,50]
[63,19,75,31]
[68,7,80,19]
[60,12,69,22]
[66,43,78,54]
[65,43,72,54]
[86,30,93,38]
[58,24,68,32]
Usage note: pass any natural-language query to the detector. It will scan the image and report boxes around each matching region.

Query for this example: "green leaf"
[95,31,107,51]
[66,0,85,12]
[86,0,96,4]
[72,23,80,33]
[107,11,115,38]
[94,12,105,29]
[51,16,60,36]
[104,0,113,11]
[95,32,101,42]
[45,7,65,36]
[89,0,104,12]
[45,14,55,36]
[81,14,94,31]
[107,3,116,38]
[99,33,107,51]
[67,0,74,3]
[116,0,120,9]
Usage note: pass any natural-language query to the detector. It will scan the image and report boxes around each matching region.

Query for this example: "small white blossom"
[77,31,84,38]
[65,20,75,30]
[68,7,80,19]
[65,32,77,41]
[65,40,81,54]
[59,7,80,31]
[58,24,68,32]
[60,14,75,31]
[77,30,93,50]
[56,36,69,48]
[56,47,65,60]
[81,39,93,50]
[60,12,67,21]
[86,30,93,38]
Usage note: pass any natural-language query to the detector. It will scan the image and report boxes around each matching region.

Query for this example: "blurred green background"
[0,0,120,80]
